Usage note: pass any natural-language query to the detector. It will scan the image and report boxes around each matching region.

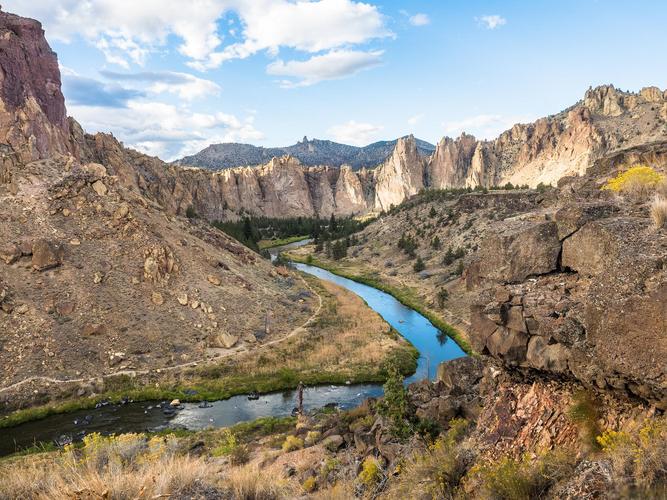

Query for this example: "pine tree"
[413,256,425,272]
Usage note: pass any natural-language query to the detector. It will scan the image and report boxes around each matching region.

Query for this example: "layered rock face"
[154,85,667,220]
[0,10,72,162]
[467,158,667,409]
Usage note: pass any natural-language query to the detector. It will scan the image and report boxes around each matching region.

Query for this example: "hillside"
[0,9,417,416]
[173,136,436,170]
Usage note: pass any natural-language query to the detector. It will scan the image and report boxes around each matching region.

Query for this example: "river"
[0,240,466,456]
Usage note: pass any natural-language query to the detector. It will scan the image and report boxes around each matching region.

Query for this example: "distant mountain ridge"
[174,136,436,170]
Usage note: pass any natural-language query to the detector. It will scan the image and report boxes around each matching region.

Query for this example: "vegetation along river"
[0,240,466,456]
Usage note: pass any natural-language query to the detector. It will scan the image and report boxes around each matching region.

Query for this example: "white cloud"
[100,71,221,100]
[69,100,263,160]
[327,120,383,146]
[476,15,507,30]
[5,0,230,67]
[194,0,392,70]
[442,114,526,140]
[267,49,383,87]
[6,0,391,76]
[408,13,430,26]
[407,113,424,126]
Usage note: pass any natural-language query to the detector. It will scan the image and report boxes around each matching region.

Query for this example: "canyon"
[133,84,667,221]
[0,6,666,500]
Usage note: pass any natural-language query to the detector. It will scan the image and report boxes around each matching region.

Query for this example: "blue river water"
[0,240,465,455]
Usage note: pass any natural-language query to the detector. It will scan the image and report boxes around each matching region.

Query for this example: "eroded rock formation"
[467,167,667,409]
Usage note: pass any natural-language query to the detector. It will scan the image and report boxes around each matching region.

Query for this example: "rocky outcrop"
[468,201,667,409]
[0,10,72,162]
[373,136,425,211]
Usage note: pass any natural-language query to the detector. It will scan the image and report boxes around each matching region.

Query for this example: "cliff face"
[0,10,72,162]
[139,85,667,221]
[1,11,666,225]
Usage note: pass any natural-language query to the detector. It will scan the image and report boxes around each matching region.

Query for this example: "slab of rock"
[436,356,484,395]
[31,240,62,271]
[554,202,619,240]
[91,180,107,196]
[473,220,561,283]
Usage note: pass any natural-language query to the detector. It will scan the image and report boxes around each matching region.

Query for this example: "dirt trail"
[0,275,323,396]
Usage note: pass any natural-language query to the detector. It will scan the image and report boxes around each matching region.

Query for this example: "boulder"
[207,274,221,286]
[554,202,619,240]
[113,203,130,220]
[210,332,238,349]
[487,327,529,366]
[91,180,107,196]
[525,336,570,373]
[31,239,62,271]
[321,434,344,452]
[474,220,561,283]
[82,324,107,336]
[0,242,21,264]
[436,356,484,395]
[82,162,107,177]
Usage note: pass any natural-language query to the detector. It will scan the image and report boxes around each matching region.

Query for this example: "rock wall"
[467,186,667,409]
[142,84,666,220]
[2,8,667,223]
[0,10,72,162]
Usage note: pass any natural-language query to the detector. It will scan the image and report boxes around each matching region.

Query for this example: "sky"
[5,0,667,161]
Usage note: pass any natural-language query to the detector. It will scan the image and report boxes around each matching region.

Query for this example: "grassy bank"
[287,252,473,354]
[258,235,310,250]
[1,276,418,429]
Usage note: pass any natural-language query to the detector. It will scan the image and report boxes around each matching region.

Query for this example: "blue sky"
[5,1,667,160]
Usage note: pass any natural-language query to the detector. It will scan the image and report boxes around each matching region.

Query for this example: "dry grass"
[221,463,296,499]
[203,276,411,381]
[650,195,667,229]
[0,434,219,500]
[0,433,297,500]
[597,417,667,497]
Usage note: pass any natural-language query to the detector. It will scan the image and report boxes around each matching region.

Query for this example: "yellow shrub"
[282,435,304,452]
[358,457,382,487]
[302,476,317,492]
[305,430,321,446]
[602,165,665,198]
[596,429,631,451]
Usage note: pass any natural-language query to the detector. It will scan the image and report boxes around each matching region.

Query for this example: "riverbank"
[258,235,310,250]
[286,252,473,354]
[1,275,417,430]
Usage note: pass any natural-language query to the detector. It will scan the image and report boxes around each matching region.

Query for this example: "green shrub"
[185,205,198,219]
[305,430,321,447]
[473,451,575,500]
[437,288,449,308]
[302,476,317,492]
[378,365,412,439]
[413,256,425,273]
[282,435,304,453]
